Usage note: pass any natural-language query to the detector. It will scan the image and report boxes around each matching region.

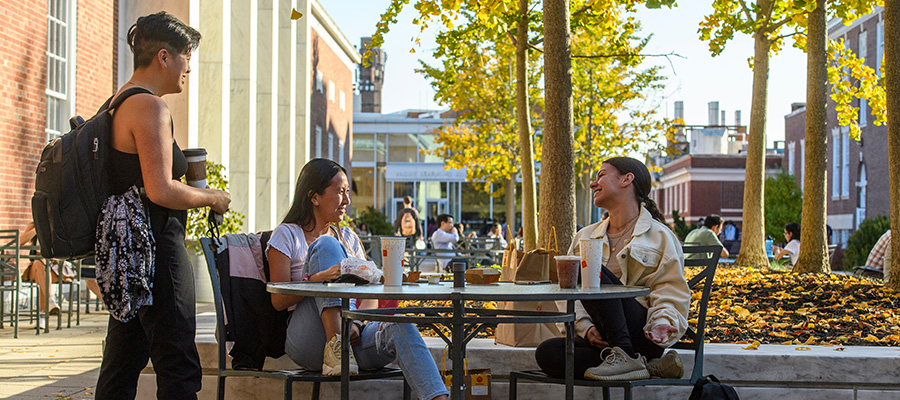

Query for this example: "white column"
[256,0,275,231]
[229,0,257,231]
[295,0,312,176]
[276,0,297,219]
[198,0,230,168]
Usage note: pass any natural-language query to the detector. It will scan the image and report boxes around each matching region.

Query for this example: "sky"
[318,1,808,146]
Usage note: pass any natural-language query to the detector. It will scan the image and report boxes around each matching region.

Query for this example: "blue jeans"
[285,236,448,400]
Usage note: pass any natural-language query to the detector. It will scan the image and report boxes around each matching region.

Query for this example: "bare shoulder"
[115,92,168,121]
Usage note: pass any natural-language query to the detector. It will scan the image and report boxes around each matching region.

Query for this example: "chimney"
[708,101,719,126]
[735,110,742,126]
[674,101,684,121]
[721,110,726,126]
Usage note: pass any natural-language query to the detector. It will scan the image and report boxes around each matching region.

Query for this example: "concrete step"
[135,311,900,399]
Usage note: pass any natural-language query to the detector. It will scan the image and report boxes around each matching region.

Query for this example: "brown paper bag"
[440,349,492,399]
[494,300,562,347]
[501,225,524,281]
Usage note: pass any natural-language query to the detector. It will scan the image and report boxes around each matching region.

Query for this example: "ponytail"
[640,196,667,225]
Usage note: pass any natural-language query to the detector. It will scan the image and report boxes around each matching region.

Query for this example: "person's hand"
[210,189,231,215]
[310,264,342,281]
[348,322,362,346]
[646,324,677,344]
[585,326,609,349]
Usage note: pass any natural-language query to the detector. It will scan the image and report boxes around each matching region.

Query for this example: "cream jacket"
[565,207,690,348]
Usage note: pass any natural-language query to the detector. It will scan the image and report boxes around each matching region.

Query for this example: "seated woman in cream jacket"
[535,157,690,382]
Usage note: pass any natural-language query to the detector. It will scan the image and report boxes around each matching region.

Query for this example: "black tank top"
[109,142,187,195]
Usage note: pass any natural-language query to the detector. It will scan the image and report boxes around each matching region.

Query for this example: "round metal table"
[267,281,650,400]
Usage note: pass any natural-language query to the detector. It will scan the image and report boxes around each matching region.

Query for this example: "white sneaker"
[322,334,359,376]
[583,346,650,381]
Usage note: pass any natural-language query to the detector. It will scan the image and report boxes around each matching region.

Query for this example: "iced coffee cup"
[182,148,208,188]
[554,255,581,289]
[580,239,604,288]
[380,237,406,286]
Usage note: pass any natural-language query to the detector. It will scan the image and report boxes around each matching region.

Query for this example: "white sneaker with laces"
[322,334,359,376]
[583,346,650,381]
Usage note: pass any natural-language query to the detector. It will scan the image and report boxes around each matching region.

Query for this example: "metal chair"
[0,229,40,337]
[200,237,410,400]
[509,244,722,400]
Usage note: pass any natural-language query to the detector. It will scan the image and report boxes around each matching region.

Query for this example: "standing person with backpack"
[93,12,231,400]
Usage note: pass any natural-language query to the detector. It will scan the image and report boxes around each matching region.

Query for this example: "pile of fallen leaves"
[693,266,900,346]
[400,266,900,345]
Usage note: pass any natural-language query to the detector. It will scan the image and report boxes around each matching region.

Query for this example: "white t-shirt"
[784,239,800,266]
[266,224,366,282]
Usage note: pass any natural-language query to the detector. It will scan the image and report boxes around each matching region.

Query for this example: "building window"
[328,133,334,161]
[858,29,868,61]
[339,90,346,111]
[860,98,868,127]
[46,0,74,141]
[841,127,850,197]
[338,140,344,166]
[877,20,884,77]
[315,126,322,158]
[316,71,324,92]
[831,128,840,198]
[328,81,335,102]
[787,141,796,176]
[354,133,374,162]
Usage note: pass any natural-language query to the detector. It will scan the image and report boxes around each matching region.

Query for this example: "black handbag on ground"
[688,374,740,400]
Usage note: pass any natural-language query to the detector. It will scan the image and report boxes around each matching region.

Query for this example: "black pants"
[95,208,201,400]
[535,266,663,378]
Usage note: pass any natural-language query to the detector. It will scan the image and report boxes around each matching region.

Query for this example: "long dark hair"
[282,159,347,231]
[602,157,666,225]
[128,12,202,68]
[784,222,801,242]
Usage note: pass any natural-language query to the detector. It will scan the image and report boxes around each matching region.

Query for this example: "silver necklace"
[608,213,640,252]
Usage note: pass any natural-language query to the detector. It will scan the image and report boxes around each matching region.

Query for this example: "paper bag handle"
[548,226,558,253]
[506,225,515,250]
[441,345,469,375]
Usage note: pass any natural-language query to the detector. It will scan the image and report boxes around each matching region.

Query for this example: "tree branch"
[572,51,685,75]
[773,30,802,41]
[738,0,755,23]
[767,15,795,34]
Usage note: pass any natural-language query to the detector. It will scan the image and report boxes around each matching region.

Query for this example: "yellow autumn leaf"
[742,341,761,350]
[795,347,811,351]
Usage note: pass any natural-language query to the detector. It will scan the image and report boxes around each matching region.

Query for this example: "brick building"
[0,0,117,232]
[651,154,783,228]
[651,100,783,228]
[2,0,359,234]
[784,7,891,248]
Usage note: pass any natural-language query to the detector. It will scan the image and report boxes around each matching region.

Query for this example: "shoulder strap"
[104,87,154,112]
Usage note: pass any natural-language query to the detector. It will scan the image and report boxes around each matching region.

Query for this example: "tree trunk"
[517,0,538,251]
[794,0,830,274]
[540,0,577,252]
[733,18,771,267]
[505,177,517,245]
[885,2,900,289]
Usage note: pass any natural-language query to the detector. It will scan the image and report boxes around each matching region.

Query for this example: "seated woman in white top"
[266,159,448,400]
[772,222,801,266]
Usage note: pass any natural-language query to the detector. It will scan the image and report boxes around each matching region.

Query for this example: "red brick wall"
[76,0,116,116]
[0,0,116,232]
[0,0,48,232]
[309,27,354,168]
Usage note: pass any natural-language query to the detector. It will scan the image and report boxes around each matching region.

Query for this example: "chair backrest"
[0,230,20,283]
[674,244,721,384]
[200,237,230,372]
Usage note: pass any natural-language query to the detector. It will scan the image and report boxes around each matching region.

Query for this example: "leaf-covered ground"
[400,266,900,346]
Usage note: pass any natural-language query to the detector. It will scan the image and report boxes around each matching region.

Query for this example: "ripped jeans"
[284,236,448,400]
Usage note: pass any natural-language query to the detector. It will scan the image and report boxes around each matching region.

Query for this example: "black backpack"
[689,375,740,400]
[31,87,152,260]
